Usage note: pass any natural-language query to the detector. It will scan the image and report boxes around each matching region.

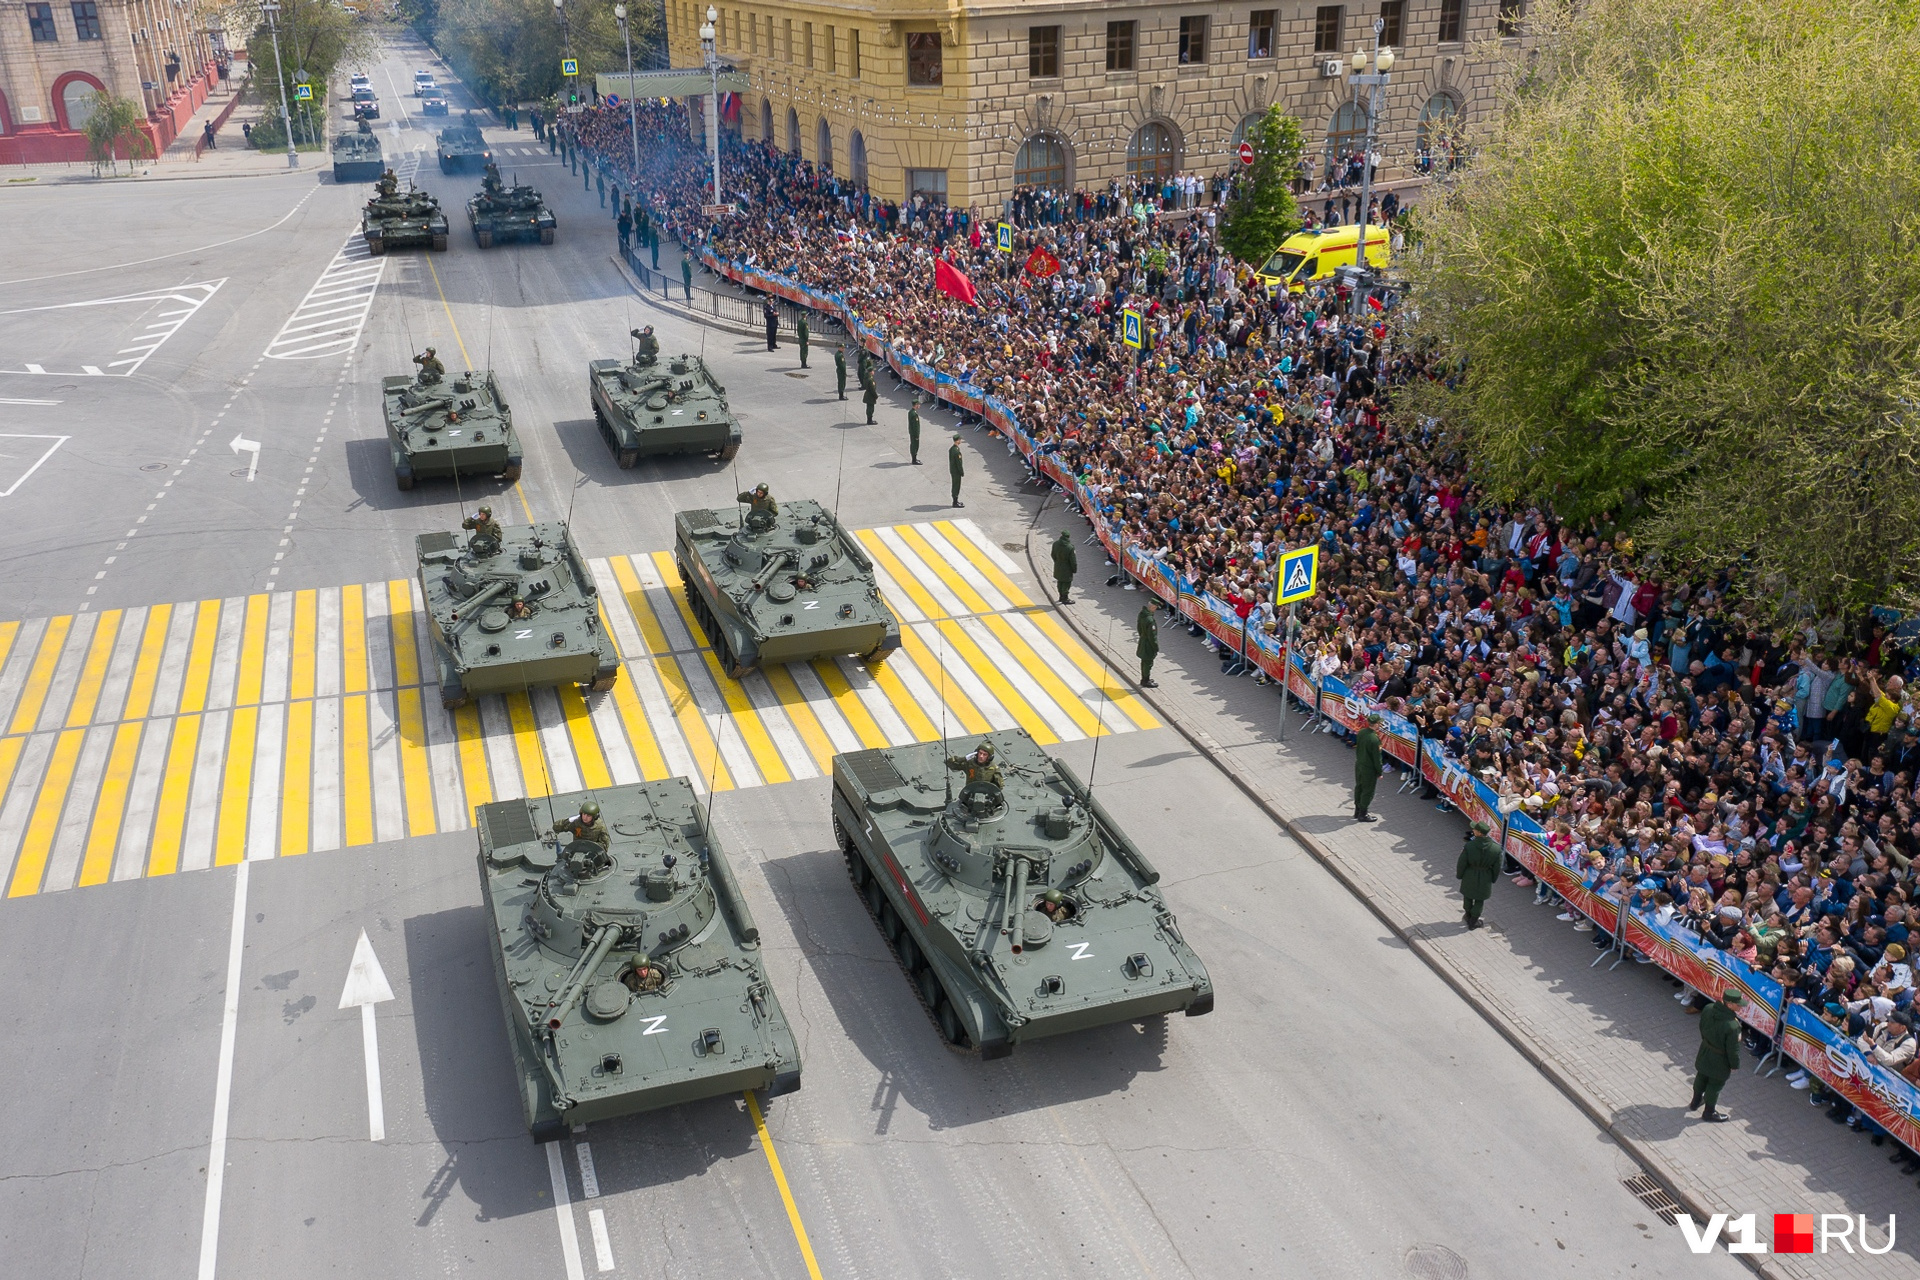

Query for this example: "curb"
[611,254,765,341]
[1021,531,1784,1280]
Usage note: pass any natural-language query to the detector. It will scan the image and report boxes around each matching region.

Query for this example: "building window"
[1126,122,1177,181]
[1230,112,1266,150]
[28,3,58,41]
[816,118,832,170]
[1498,0,1526,36]
[1029,26,1059,78]
[824,26,834,74]
[1313,5,1342,53]
[850,130,867,187]
[61,78,101,128]
[1324,98,1366,178]
[1178,16,1207,64]
[907,32,942,86]
[907,168,947,203]
[1106,21,1135,71]
[804,22,813,67]
[760,97,773,140]
[70,0,102,40]
[1378,0,1402,47]
[1013,134,1068,190]
[1247,10,1274,59]
[1418,92,1464,171]
[783,17,792,60]
[850,28,860,77]
[748,11,757,52]
[787,105,800,154]
[1437,0,1462,42]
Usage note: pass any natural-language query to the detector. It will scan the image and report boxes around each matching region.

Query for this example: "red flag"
[934,258,976,305]
[1024,246,1061,279]
[1366,293,1384,312]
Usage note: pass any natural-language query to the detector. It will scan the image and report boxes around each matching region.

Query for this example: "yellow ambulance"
[1255,224,1391,293]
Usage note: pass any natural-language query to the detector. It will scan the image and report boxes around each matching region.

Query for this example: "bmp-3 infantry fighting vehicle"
[382,357,523,488]
[362,172,449,254]
[590,328,741,466]
[832,730,1213,1057]
[674,489,899,676]
[415,515,619,708]
[437,120,492,173]
[468,162,556,248]
[477,779,802,1141]
[331,130,384,183]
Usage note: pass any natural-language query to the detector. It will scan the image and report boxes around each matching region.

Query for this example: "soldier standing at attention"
[1456,820,1501,930]
[762,297,779,351]
[554,799,609,850]
[1051,530,1077,604]
[617,203,632,253]
[834,345,848,400]
[948,434,965,507]
[461,505,502,556]
[1136,604,1159,687]
[682,255,694,301]
[1690,988,1744,1122]
[1353,710,1383,821]
[906,396,922,463]
[796,312,810,368]
[862,375,879,426]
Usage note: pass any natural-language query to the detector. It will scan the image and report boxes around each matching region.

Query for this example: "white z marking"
[1067,942,1093,960]
[803,600,819,610]
[515,629,532,639]
[641,1015,668,1035]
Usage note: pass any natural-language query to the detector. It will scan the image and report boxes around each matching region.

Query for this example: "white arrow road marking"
[229,433,260,482]
[338,929,396,1141]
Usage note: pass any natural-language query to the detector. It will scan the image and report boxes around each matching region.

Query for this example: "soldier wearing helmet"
[1037,888,1072,923]
[625,959,665,993]
[506,596,532,620]
[413,346,444,384]
[461,504,502,555]
[553,798,609,851]
[631,325,659,365]
[737,484,779,529]
[946,741,1003,792]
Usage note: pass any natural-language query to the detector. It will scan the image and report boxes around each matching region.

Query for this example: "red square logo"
[1774,1214,1815,1254]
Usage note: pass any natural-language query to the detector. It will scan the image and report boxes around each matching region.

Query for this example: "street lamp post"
[1346,18,1394,314]
[615,3,639,174]
[258,1,298,168]
[699,4,720,205]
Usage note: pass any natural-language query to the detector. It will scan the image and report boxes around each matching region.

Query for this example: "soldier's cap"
[953,433,962,441]
[1472,820,1491,833]
[1722,988,1745,1004]
[1366,711,1383,723]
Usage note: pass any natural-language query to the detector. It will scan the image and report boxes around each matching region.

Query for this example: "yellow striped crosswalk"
[0,520,1154,898]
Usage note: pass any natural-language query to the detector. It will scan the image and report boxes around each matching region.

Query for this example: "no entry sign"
[1238,141,1255,166]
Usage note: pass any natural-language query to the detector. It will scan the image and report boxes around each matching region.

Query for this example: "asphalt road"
[0,33,1746,1280]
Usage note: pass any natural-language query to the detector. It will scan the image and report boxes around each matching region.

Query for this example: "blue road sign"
[1276,544,1320,605]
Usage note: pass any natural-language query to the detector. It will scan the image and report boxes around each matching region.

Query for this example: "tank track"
[680,568,752,679]
[835,815,975,1055]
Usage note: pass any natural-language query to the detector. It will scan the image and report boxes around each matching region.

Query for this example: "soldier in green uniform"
[946,742,1003,794]
[1353,711,1384,821]
[796,312,810,368]
[461,505,502,556]
[1456,819,1501,930]
[857,350,875,395]
[906,396,922,463]
[413,347,445,384]
[1690,988,1744,1122]
[862,378,879,426]
[1136,604,1159,687]
[631,325,659,365]
[738,484,778,526]
[1051,530,1077,604]
[553,799,609,850]
[1037,888,1072,923]
[376,168,398,198]
[834,346,847,400]
[948,434,964,508]
[617,204,632,253]
[681,255,694,302]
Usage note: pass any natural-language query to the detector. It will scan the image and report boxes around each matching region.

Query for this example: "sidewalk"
[1026,529,1916,1279]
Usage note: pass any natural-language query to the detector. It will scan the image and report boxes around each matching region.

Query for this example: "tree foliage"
[430,0,662,108]
[79,93,153,174]
[1220,106,1304,266]
[1406,0,1920,618]
[245,0,374,146]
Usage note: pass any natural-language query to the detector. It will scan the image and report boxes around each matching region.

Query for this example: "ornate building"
[665,0,1513,207]
[0,0,222,163]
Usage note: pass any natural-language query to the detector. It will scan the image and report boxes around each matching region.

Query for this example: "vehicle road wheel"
[917,968,942,1009]
[616,448,637,469]
[936,996,968,1049]
[897,935,921,972]
[845,847,868,887]
[500,461,522,481]
[878,901,901,942]
[863,879,885,916]
[476,229,493,249]
[431,233,449,251]
[540,227,555,245]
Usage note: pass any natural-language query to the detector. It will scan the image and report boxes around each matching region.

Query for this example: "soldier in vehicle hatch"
[1037,889,1073,923]
[461,505,502,555]
[553,799,609,850]
[624,959,665,993]
[946,742,1004,793]
[738,484,778,524]
[376,168,398,198]
[507,596,532,621]
[413,346,445,384]
[631,325,659,365]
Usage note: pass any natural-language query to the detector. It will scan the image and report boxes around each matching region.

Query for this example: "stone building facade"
[0,0,222,163]
[665,0,1516,207]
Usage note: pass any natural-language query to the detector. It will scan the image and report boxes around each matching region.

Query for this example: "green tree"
[78,93,154,175]
[246,0,373,146]
[1406,0,1920,618]
[1219,106,1304,266]
[433,0,660,109]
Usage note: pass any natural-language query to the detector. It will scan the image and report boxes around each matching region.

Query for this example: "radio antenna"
[1082,610,1119,799]
[939,624,953,808]
[830,409,850,531]
[522,667,561,833]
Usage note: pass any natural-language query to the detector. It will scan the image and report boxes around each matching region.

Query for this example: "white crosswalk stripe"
[264,232,388,360]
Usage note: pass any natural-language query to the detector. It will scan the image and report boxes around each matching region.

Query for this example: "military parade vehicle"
[468,163,556,247]
[331,131,383,183]
[831,730,1213,1058]
[477,778,802,1141]
[590,331,740,466]
[382,364,521,488]
[416,517,619,707]
[361,179,449,254]
[674,491,899,677]
[437,120,492,173]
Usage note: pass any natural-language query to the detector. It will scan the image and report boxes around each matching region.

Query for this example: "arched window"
[786,106,800,156]
[849,130,868,189]
[816,117,832,172]
[760,97,774,143]
[1126,122,1177,182]
[1230,112,1266,151]
[53,72,108,132]
[1323,99,1367,178]
[1013,134,1068,191]
[1417,92,1464,172]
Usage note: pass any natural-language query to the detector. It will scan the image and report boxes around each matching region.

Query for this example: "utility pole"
[699,4,720,205]
[615,3,639,174]
[258,0,298,168]
[1346,17,1394,315]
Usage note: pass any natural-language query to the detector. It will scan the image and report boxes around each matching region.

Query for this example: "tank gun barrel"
[749,549,793,594]
[402,395,455,416]
[450,579,512,631]
[1006,852,1031,955]
[542,922,622,1034]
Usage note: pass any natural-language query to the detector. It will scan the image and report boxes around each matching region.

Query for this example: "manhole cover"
[141,462,168,472]
[1404,1244,1467,1280]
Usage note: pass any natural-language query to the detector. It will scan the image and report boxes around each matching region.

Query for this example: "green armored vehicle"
[675,491,899,677]
[477,779,802,1141]
[468,162,556,247]
[362,176,449,254]
[437,120,492,173]
[331,131,384,183]
[416,516,619,708]
[382,359,522,489]
[591,330,741,467]
[832,731,1213,1058]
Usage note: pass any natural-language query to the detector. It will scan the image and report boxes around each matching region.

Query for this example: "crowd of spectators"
[562,101,1920,1158]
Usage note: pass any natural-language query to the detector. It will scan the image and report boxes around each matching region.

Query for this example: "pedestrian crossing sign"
[293,83,312,100]
[562,58,580,77]
[996,222,1012,252]
[1276,545,1319,605]
[1122,310,1142,350]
